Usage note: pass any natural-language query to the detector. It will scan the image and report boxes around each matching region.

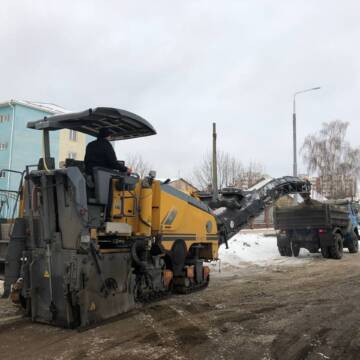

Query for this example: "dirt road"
[1,252,360,360]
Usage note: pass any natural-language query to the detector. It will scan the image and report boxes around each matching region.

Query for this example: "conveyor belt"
[199,176,311,246]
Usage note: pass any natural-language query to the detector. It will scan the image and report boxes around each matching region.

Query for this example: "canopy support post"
[43,129,51,159]
[42,129,54,170]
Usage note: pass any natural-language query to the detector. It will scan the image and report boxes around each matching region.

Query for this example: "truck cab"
[343,202,360,252]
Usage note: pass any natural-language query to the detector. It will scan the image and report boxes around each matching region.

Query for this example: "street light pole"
[293,103,297,177]
[212,122,218,201]
[292,87,321,178]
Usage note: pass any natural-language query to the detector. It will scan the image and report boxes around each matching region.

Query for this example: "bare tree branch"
[193,151,265,191]
[125,153,152,178]
[301,120,359,198]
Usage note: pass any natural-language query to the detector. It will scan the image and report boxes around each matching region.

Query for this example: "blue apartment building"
[0,100,85,218]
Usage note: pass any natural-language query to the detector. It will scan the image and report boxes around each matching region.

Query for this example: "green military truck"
[273,199,360,259]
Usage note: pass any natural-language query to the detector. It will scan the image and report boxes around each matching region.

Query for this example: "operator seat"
[64,158,86,173]
[93,167,122,205]
[92,167,138,205]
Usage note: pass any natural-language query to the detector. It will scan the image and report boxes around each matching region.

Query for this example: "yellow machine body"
[110,179,219,261]
[6,107,220,328]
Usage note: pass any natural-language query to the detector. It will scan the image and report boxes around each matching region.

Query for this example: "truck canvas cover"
[27,107,156,140]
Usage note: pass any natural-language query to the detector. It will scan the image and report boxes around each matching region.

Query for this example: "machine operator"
[84,128,130,175]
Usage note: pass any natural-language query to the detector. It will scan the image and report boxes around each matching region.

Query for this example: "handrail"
[0,169,25,219]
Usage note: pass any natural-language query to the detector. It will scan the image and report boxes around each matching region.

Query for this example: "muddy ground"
[1,252,360,360]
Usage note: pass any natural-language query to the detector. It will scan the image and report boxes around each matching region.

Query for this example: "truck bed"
[274,203,349,230]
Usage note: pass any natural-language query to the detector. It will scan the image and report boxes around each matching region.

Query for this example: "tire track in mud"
[139,298,258,360]
[136,304,186,360]
[271,327,331,360]
[171,296,288,359]
[0,321,74,360]
[270,300,360,360]
[138,301,215,359]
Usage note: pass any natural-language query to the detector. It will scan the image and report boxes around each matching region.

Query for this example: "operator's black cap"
[98,128,112,139]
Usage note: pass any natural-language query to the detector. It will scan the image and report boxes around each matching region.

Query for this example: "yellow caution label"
[89,302,96,311]
[43,270,50,278]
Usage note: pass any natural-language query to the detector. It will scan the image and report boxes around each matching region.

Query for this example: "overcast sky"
[1,1,360,181]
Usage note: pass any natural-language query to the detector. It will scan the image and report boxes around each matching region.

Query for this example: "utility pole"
[293,110,297,177]
[292,86,321,178]
[212,122,218,201]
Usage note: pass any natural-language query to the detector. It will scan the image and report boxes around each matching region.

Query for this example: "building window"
[69,130,77,141]
[0,143,8,150]
[68,152,77,159]
[0,115,9,123]
[0,170,6,178]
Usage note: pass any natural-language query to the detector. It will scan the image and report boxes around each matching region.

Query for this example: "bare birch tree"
[125,153,152,178]
[237,161,265,189]
[193,151,243,190]
[193,151,265,191]
[301,120,360,198]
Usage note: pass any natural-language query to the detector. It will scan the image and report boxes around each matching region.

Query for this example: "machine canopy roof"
[27,107,156,140]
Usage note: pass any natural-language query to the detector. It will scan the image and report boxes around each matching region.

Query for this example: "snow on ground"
[215,232,322,270]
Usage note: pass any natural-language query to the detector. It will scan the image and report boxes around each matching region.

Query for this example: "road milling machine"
[3,107,311,328]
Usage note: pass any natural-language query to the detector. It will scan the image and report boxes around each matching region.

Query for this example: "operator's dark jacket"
[84,138,128,175]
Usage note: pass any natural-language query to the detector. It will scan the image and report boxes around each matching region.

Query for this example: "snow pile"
[217,233,318,268]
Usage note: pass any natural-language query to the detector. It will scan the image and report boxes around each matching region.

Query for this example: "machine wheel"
[170,240,187,276]
[1,285,10,299]
[290,241,300,257]
[348,233,359,254]
[329,233,343,259]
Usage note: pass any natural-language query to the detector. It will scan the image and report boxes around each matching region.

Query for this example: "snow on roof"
[0,99,69,114]
[247,176,273,191]
[157,177,198,187]
[157,178,172,183]
[170,177,199,190]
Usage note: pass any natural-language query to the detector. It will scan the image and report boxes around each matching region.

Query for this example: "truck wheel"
[278,246,286,256]
[348,237,359,254]
[321,246,331,258]
[290,241,300,257]
[284,246,292,257]
[309,248,319,254]
[330,233,343,259]
[278,246,292,256]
